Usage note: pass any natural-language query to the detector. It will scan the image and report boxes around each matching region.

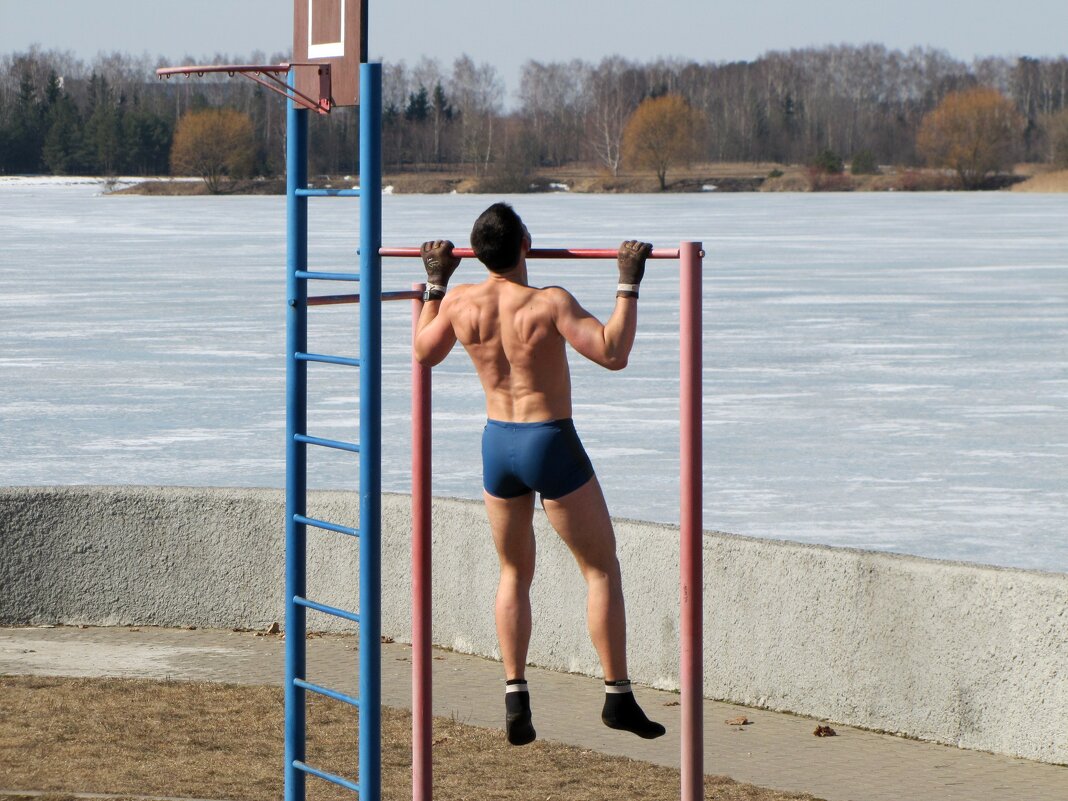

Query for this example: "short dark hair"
[470,202,525,272]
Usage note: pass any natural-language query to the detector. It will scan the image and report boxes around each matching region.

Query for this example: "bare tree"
[450,54,503,173]
[518,59,586,166]
[584,56,644,175]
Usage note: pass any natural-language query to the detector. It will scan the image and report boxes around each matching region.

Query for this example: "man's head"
[470,202,529,272]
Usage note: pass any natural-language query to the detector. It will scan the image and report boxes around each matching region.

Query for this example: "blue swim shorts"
[482,418,595,500]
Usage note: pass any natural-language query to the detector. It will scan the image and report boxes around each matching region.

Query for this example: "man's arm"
[413,240,461,366]
[414,293,458,366]
[551,240,651,371]
[552,291,636,371]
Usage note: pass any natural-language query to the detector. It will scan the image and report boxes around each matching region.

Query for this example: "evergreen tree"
[43,94,84,174]
[82,74,122,173]
[6,72,45,172]
[430,82,453,163]
[405,86,430,122]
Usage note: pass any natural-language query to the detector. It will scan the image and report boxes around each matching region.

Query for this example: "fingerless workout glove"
[616,240,652,298]
[420,240,461,300]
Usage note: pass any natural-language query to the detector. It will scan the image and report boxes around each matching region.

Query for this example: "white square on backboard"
[307,0,345,59]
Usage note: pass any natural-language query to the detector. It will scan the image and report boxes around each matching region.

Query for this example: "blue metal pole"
[284,76,309,801]
[358,61,382,801]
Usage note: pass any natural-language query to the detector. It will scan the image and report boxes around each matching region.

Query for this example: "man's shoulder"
[532,284,574,301]
[440,282,477,303]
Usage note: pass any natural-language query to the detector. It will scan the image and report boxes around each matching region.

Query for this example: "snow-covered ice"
[1,183,1066,572]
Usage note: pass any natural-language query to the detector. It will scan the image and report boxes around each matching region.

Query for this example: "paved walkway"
[2,626,1066,801]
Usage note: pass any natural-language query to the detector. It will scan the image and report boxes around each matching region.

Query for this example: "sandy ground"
[0,676,824,801]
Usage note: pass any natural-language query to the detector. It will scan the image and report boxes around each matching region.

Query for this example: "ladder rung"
[295,188,361,197]
[296,270,361,282]
[294,433,359,453]
[292,760,361,793]
[308,294,359,307]
[293,677,361,708]
[305,290,423,307]
[296,352,361,368]
[293,595,361,624]
[383,289,423,302]
[294,514,359,538]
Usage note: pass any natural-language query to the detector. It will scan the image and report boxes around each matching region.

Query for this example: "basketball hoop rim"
[155,62,333,114]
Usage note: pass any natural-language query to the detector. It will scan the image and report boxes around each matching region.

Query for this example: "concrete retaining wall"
[2,485,1065,764]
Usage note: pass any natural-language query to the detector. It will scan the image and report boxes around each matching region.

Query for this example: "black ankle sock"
[601,679,666,739]
[505,680,536,746]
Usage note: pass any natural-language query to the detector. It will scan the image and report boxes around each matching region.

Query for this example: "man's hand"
[420,240,461,299]
[616,240,652,298]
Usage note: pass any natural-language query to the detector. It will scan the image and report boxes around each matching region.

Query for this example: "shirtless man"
[414,202,664,746]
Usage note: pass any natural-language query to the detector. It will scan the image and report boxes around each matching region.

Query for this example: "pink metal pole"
[380,246,680,260]
[401,246,701,801]
[679,241,704,801]
[411,283,432,801]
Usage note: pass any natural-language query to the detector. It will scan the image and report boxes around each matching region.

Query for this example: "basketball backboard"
[293,0,367,107]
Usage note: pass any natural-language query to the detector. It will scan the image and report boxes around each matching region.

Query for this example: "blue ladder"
[284,63,382,801]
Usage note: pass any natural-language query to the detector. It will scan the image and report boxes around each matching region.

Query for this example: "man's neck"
[488,259,528,286]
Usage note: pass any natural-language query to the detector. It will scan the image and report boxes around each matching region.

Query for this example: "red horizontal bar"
[379,247,680,260]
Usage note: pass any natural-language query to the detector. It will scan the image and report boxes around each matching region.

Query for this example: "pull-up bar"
[380,246,683,260]
[306,247,697,307]
[402,241,705,801]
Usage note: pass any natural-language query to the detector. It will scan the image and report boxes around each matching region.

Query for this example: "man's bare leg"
[541,476,628,678]
[483,489,537,745]
[543,475,665,739]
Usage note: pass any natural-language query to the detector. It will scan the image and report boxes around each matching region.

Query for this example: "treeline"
[0,48,289,176]
[2,44,1067,178]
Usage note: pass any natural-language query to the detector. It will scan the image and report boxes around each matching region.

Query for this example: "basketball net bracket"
[156,63,333,114]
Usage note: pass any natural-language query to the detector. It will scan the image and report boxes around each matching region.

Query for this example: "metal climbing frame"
[154,54,387,801]
[284,63,393,801]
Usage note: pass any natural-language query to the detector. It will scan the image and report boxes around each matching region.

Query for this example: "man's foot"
[505,680,536,746]
[602,679,666,739]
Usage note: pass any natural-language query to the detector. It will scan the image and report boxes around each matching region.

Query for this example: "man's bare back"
[415,245,643,422]
[436,276,636,420]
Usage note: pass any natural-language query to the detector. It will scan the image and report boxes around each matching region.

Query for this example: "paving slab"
[2,626,1066,801]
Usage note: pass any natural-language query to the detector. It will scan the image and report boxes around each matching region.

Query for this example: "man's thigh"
[483,490,537,573]
[541,476,618,571]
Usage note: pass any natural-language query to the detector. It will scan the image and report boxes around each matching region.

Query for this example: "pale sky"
[3,0,1067,99]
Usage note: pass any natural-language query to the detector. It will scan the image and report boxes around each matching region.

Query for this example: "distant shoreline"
[4,165,1066,194]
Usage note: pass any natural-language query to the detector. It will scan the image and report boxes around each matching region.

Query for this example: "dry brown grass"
[1011,168,1068,192]
[110,179,286,196]
[0,677,822,801]
[111,161,1064,196]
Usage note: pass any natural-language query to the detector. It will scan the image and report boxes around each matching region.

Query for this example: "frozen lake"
[1,180,1066,572]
